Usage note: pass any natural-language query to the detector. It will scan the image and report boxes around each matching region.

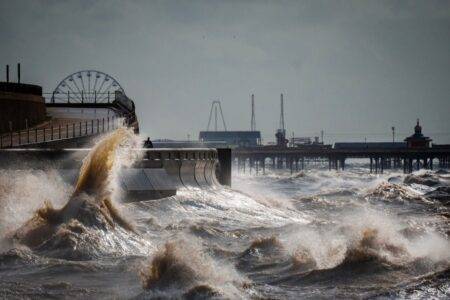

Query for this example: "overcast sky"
[1,0,450,143]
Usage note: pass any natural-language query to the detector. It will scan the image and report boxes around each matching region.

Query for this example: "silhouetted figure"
[144,137,153,148]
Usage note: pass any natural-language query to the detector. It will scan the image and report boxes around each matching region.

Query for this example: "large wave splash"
[139,237,247,298]
[234,169,450,285]
[244,210,450,275]
[3,128,149,258]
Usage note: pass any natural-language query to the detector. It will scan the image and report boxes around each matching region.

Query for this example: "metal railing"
[44,91,116,104]
[0,116,122,148]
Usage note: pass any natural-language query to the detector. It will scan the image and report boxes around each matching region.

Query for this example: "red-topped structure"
[404,119,431,148]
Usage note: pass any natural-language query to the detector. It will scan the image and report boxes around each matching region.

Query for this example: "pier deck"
[233,146,450,173]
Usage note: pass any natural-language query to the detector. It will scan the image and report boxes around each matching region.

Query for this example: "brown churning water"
[11,128,138,248]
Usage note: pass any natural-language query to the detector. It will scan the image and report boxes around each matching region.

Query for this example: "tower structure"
[279,93,285,133]
[275,93,287,147]
[250,94,256,131]
[206,100,227,131]
[404,119,431,148]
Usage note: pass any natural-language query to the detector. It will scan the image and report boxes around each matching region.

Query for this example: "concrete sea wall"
[0,148,231,201]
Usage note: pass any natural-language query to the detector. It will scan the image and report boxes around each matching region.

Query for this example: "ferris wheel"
[51,70,125,103]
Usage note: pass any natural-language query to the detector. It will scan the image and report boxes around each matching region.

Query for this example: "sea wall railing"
[44,91,116,104]
[0,116,122,148]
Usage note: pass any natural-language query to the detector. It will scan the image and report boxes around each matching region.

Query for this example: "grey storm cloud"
[1,0,450,143]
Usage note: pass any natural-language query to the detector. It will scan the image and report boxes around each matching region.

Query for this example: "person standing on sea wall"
[143,137,153,148]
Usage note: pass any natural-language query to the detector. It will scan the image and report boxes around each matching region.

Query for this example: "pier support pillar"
[261,158,265,174]
[277,156,283,169]
[217,148,232,186]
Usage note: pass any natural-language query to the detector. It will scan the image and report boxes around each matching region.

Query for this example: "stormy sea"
[0,130,449,299]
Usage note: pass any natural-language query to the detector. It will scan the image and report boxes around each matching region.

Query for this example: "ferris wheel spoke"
[92,73,100,92]
[90,72,97,102]
[97,79,114,102]
[56,80,81,103]
[97,80,115,102]
[87,72,92,102]
[91,73,100,101]
[71,77,85,102]
[88,72,95,102]
[65,82,83,102]
[79,73,86,100]
[96,76,108,101]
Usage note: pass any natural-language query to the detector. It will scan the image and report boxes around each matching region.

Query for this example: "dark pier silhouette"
[233,121,450,174]
[233,146,450,174]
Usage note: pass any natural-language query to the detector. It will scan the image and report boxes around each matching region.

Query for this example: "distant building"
[199,131,261,147]
[153,139,227,148]
[291,136,321,146]
[292,137,313,145]
[404,119,431,148]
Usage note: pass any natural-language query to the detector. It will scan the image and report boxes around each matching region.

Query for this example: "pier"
[233,146,450,174]
[233,118,450,174]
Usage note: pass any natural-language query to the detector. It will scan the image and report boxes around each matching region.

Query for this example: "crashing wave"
[285,227,410,281]
[365,182,423,202]
[425,187,450,205]
[140,238,245,298]
[343,228,409,265]
[241,236,284,258]
[5,128,150,258]
[291,246,317,270]
[404,173,440,187]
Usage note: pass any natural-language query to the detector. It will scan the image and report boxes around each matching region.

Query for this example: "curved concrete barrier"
[211,161,221,186]
[161,159,184,188]
[195,160,209,187]
[141,169,178,200]
[0,148,231,200]
[180,159,199,187]
[204,160,217,186]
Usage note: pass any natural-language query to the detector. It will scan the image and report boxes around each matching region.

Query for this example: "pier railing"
[0,116,121,148]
